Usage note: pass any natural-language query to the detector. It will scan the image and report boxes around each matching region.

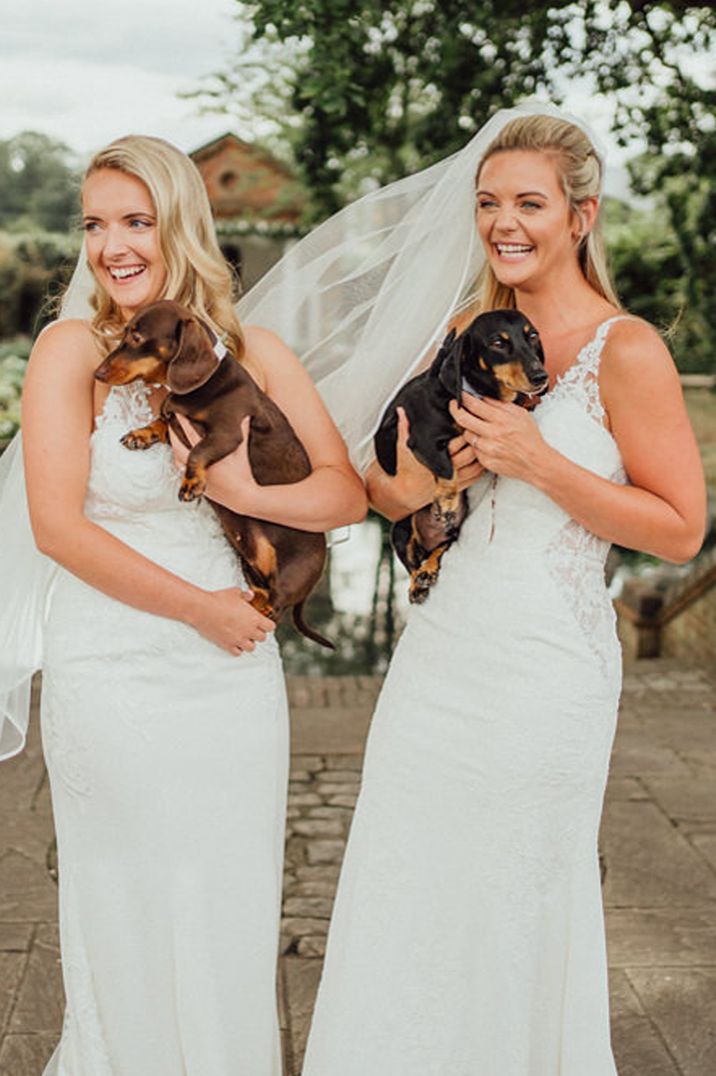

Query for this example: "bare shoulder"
[601,316,679,390]
[30,318,100,373]
[242,324,307,390]
[243,324,298,364]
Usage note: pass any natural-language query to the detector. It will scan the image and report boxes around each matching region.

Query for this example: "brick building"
[190,132,305,290]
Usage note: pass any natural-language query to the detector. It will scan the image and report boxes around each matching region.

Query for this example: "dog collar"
[199,317,229,362]
[461,377,483,400]
[213,335,228,362]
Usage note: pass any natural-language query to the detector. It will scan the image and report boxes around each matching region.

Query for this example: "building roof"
[190,132,304,223]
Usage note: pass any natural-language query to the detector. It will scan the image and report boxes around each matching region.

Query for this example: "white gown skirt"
[302,495,621,1075]
[41,566,289,1076]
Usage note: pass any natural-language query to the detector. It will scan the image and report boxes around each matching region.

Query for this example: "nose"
[532,366,549,386]
[492,206,519,233]
[102,223,131,260]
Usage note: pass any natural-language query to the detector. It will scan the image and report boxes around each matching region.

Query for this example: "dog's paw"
[121,429,159,451]
[409,567,438,604]
[408,583,431,604]
[178,473,206,502]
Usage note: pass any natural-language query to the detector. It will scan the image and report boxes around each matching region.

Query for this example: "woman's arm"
[183,326,368,531]
[365,408,485,522]
[449,320,707,564]
[22,320,274,653]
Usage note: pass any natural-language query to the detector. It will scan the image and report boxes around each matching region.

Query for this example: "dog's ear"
[166,318,219,394]
[436,331,464,400]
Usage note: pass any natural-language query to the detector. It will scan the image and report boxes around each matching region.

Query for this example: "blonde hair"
[470,114,620,316]
[80,135,244,358]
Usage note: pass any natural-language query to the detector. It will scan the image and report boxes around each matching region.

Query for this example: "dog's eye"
[528,329,539,341]
[489,337,506,349]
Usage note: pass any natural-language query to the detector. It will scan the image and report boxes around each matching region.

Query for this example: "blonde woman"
[295,109,707,1073]
[9,136,365,1074]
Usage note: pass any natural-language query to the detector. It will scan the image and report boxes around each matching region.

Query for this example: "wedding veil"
[0,99,605,759]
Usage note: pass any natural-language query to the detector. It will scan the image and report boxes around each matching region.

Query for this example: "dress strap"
[590,314,633,358]
[556,314,633,427]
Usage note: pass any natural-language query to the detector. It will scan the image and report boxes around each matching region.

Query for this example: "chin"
[492,268,533,291]
[112,285,164,317]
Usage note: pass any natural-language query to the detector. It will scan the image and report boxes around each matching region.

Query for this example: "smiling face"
[476,150,594,294]
[82,168,167,321]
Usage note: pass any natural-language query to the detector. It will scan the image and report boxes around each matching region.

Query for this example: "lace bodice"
[87,382,182,520]
[453,316,629,685]
[83,381,244,592]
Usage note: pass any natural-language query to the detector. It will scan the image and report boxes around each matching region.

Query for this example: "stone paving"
[1,662,715,1075]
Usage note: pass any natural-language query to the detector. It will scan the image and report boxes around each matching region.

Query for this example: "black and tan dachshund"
[374,309,548,603]
[94,299,333,648]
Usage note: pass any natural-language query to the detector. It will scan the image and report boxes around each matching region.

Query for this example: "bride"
[243,102,705,1073]
[0,134,365,1074]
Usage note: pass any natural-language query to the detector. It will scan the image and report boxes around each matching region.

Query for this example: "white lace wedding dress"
[41,382,289,1076]
[303,318,628,1075]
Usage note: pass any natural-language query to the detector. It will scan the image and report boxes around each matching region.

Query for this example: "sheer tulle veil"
[0,99,605,758]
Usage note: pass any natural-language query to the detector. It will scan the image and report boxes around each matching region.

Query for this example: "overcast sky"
[4,0,636,193]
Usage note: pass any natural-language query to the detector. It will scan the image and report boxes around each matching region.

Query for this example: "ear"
[436,332,465,400]
[166,318,218,394]
[428,328,456,377]
[571,195,599,242]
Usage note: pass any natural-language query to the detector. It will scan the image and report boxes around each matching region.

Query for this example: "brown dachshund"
[374,309,548,603]
[94,299,333,648]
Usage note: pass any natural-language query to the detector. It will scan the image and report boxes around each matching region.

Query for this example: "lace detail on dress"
[541,318,629,685]
[544,519,617,681]
[548,316,629,430]
[86,382,184,521]
[94,381,155,433]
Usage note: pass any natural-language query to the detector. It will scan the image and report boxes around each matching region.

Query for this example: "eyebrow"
[476,189,549,199]
[81,210,156,221]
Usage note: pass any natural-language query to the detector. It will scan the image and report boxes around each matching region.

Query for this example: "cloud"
[2,0,237,77]
[1,0,241,153]
[2,0,636,196]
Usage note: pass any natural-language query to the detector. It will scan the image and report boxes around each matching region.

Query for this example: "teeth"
[496,244,532,254]
[109,265,145,280]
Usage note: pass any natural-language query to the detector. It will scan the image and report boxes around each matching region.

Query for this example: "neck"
[513,269,614,339]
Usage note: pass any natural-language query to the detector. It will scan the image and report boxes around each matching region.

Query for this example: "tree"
[197,2,715,217]
[194,1,716,370]
[0,132,81,233]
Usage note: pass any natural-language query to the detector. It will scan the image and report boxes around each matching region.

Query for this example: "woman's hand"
[395,407,484,498]
[188,585,276,655]
[367,406,484,520]
[449,395,552,482]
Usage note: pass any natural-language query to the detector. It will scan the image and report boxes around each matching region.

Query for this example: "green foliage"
[0,231,79,340]
[0,132,81,233]
[557,2,716,374]
[0,338,31,442]
[603,188,716,373]
[207,0,580,219]
[209,3,714,216]
[199,2,715,368]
